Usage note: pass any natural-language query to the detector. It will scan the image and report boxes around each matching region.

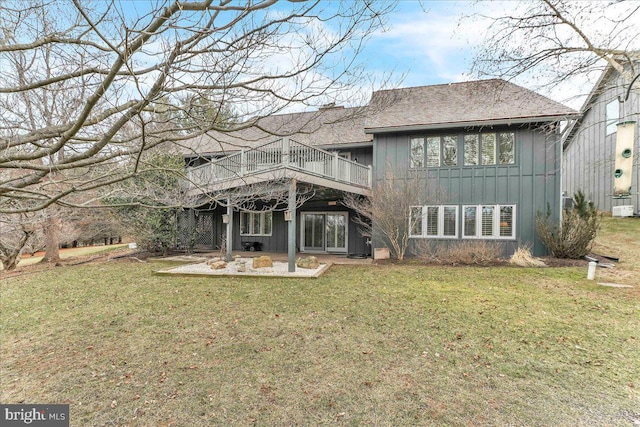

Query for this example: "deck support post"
[226,198,233,262]
[288,178,297,272]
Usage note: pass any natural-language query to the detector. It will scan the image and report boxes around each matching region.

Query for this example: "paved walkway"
[159,251,373,266]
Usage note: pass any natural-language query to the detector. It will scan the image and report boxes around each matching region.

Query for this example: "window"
[481,134,496,165]
[481,206,495,237]
[443,206,457,236]
[426,206,439,236]
[442,136,458,166]
[498,133,515,164]
[410,135,458,168]
[606,99,619,135]
[463,206,477,237]
[409,205,458,238]
[499,206,513,237]
[413,132,514,168]
[426,137,441,167]
[464,135,479,165]
[463,132,514,165]
[410,137,424,168]
[463,204,516,239]
[410,206,423,236]
[240,211,272,236]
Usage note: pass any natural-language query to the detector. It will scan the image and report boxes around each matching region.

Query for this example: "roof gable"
[365,79,576,132]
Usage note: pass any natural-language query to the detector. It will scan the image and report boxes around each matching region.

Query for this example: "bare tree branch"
[468,0,640,101]
[0,0,394,214]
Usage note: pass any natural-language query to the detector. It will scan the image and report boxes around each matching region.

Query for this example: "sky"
[107,0,640,112]
[363,1,479,87]
[348,0,637,110]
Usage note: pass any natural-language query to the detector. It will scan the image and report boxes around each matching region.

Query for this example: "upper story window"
[468,132,514,166]
[410,137,425,168]
[240,211,272,236]
[426,136,441,166]
[605,99,619,135]
[410,135,457,168]
[411,132,515,168]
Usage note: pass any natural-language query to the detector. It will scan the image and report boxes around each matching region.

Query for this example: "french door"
[301,212,348,253]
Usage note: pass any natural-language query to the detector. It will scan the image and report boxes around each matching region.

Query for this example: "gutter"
[365,115,580,134]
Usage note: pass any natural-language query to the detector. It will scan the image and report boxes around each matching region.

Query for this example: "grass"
[591,215,640,286]
[1,220,639,426]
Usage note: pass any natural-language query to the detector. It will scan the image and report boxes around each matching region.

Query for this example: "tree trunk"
[0,228,32,271]
[41,215,61,263]
[0,252,21,271]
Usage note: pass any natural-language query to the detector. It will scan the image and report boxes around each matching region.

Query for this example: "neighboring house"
[181,79,575,262]
[563,65,640,214]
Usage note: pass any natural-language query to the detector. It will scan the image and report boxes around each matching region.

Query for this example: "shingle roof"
[365,79,577,132]
[179,105,372,157]
[180,79,576,157]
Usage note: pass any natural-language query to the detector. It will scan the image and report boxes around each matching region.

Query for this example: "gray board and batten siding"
[180,202,371,255]
[372,124,563,256]
[563,69,640,213]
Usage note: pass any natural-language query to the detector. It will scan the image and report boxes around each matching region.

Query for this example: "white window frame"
[409,205,458,239]
[240,211,273,236]
[462,204,516,240]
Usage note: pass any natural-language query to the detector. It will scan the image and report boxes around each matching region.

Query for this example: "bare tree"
[343,170,446,261]
[469,0,640,102]
[0,0,394,266]
[0,212,44,270]
[0,0,393,214]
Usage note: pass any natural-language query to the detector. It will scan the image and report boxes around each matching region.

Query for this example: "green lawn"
[1,221,639,426]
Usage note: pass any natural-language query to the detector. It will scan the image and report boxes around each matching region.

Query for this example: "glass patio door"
[302,212,347,253]
[303,214,325,252]
[325,213,346,252]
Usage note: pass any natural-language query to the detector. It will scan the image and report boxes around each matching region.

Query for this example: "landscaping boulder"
[206,257,222,265]
[296,256,319,269]
[209,260,227,270]
[252,256,273,269]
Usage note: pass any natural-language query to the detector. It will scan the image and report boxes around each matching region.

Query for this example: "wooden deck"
[185,138,372,196]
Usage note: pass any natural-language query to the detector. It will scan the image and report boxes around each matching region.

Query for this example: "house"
[563,66,640,213]
[562,65,640,214]
[180,79,576,266]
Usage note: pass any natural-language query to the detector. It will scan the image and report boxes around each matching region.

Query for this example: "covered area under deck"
[182,138,372,271]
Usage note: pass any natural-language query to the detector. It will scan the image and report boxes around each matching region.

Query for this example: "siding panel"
[373,125,561,256]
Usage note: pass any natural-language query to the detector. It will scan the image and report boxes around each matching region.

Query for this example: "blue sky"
[363,1,478,88]
[116,0,627,110]
[359,0,638,109]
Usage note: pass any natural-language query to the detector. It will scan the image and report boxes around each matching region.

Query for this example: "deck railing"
[186,138,372,190]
